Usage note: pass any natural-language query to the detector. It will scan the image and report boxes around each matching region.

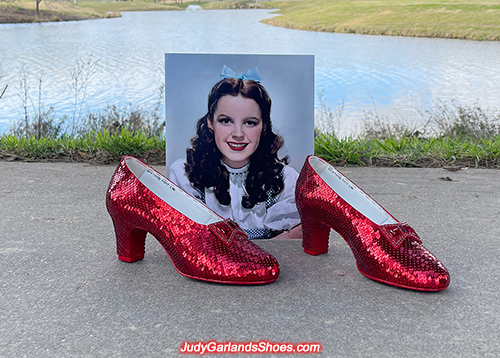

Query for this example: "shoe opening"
[125,157,220,225]
[309,156,397,225]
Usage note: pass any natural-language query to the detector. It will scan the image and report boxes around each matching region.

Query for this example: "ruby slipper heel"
[296,155,450,291]
[106,156,280,284]
[113,220,147,263]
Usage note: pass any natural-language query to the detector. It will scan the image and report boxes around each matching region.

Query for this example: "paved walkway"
[1,161,499,357]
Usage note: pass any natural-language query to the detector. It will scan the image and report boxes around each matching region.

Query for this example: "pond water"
[1,9,500,135]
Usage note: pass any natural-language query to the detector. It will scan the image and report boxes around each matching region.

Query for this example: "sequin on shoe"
[296,155,450,291]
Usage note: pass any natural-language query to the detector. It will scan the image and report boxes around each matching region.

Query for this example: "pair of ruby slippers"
[106,156,450,291]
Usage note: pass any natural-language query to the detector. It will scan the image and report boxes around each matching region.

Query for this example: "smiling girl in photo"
[169,70,301,239]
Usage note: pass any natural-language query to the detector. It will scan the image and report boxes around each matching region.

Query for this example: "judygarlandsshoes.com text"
[179,340,322,355]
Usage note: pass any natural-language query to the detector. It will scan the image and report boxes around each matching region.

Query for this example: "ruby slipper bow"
[296,155,450,291]
[106,156,279,284]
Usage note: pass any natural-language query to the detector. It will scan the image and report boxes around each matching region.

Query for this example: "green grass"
[314,132,500,168]
[0,128,165,164]
[2,128,499,168]
[262,0,500,41]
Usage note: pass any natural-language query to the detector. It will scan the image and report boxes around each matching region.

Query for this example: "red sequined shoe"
[106,156,279,284]
[296,155,450,291]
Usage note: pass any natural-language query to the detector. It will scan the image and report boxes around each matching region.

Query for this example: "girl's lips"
[227,142,248,151]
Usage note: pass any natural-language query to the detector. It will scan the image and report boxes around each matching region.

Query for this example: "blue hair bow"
[220,65,262,82]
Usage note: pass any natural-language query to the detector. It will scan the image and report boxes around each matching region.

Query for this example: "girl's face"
[208,94,264,169]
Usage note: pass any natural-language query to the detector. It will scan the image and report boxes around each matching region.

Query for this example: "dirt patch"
[0,147,166,166]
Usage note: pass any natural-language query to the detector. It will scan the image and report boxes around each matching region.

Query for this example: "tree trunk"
[36,0,41,18]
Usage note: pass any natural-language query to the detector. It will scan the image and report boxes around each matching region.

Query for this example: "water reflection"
[1,9,500,135]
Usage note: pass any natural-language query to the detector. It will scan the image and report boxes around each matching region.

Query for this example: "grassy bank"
[2,127,499,168]
[0,0,116,23]
[0,128,166,164]
[2,129,499,168]
[261,0,500,41]
[1,101,499,168]
[314,133,500,168]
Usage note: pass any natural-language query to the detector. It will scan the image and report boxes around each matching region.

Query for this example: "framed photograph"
[164,53,315,173]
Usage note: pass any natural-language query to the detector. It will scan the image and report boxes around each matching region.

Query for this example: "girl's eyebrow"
[216,114,261,122]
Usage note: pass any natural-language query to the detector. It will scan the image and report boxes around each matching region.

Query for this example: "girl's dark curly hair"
[185,77,288,209]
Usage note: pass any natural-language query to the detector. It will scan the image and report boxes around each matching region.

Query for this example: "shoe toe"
[224,242,280,284]
[357,238,450,291]
[390,243,450,291]
[178,233,280,284]
[406,242,450,291]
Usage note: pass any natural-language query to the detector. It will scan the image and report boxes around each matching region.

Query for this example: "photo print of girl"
[165,53,314,239]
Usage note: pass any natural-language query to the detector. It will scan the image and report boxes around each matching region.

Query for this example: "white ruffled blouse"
[168,158,301,239]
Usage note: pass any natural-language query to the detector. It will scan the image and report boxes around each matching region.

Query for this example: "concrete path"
[1,161,499,357]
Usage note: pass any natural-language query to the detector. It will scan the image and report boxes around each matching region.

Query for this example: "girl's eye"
[245,120,259,126]
[218,117,232,124]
